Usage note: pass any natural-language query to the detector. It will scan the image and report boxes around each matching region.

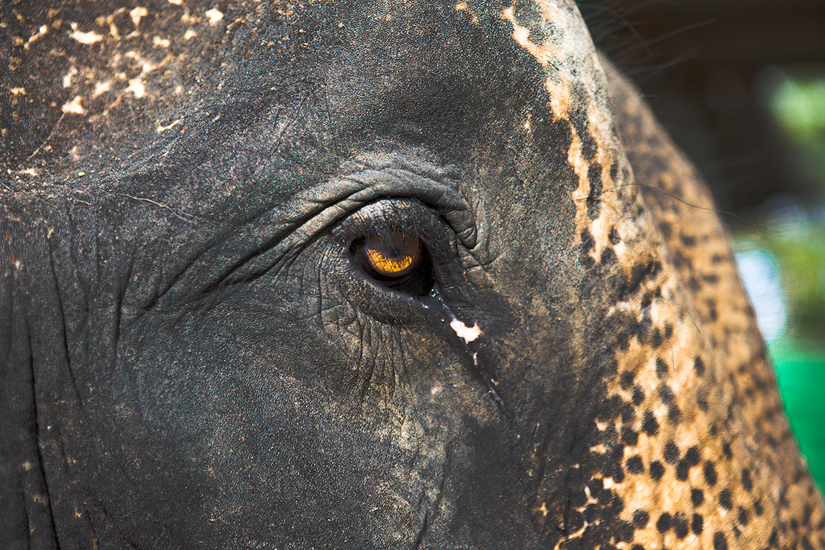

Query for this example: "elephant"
[2,0,824,548]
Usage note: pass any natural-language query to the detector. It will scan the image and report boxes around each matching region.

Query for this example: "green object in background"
[770,340,825,491]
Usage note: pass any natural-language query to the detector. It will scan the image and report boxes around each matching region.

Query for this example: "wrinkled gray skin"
[3,0,824,549]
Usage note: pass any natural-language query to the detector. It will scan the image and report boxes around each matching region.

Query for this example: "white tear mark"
[69,23,103,44]
[450,316,482,344]
[205,8,224,25]
[62,96,86,115]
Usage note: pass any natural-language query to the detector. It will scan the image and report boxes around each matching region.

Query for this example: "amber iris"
[361,233,423,277]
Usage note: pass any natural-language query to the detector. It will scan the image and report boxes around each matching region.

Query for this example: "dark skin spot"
[664,441,680,464]
[704,461,718,486]
[691,489,704,507]
[621,403,635,423]
[742,469,753,492]
[587,163,602,220]
[754,499,764,516]
[655,358,669,379]
[609,227,621,244]
[692,513,704,535]
[626,456,644,474]
[694,357,706,377]
[650,328,663,348]
[656,512,672,533]
[615,521,634,543]
[642,410,659,436]
[649,461,664,481]
[632,386,645,406]
[723,442,733,460]
[658,384,675,405]
[600,246,617,266]
[633,509,650,528]
[738,506,749,526]
[719,488,733,510]
[676,460,690,481]
[673,513,689,539]
[713,531,728,550]
[680,233,697,247]
[685,446,701,466]
[621,427,639,446]
[668,405,682,425]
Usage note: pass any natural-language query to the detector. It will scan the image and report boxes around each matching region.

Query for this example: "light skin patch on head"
[454,2,479,25]
[69,23,103,44]
[62,95,86,115]
[156,119,181,133]
[93,81,111,97]
[500,2,635,264]
[205,8,224,26]
[24,25,48,49]
[184,29,198,40]
[130,7,148,30]
[63,66,78,88]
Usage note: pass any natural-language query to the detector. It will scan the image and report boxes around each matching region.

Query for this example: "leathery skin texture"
[1,0,824,548]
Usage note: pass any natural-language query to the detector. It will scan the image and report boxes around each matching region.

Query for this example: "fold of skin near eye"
[1,1,823,549]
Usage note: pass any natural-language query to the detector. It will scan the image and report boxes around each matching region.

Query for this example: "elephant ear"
[601,57,825,548]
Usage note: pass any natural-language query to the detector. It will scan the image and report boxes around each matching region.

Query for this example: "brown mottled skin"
[2,0,824,548]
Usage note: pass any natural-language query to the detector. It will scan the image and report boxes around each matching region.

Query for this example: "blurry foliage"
[744,219,825,343]
[764,66,825,199]
[734,66,825,490]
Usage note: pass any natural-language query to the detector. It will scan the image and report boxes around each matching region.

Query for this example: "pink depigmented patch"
[450,318,482,344]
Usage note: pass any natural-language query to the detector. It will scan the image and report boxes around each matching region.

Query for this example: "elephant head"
[2,0,823,548]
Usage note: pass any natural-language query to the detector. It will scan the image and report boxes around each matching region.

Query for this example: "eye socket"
[351,232,433,295]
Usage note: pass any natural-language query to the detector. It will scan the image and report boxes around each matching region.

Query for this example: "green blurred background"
[581,0,825,490]
[733,69,825,489]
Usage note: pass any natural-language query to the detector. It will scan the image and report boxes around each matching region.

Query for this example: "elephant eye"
[351,232,433,295]
[357,233,422,277]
